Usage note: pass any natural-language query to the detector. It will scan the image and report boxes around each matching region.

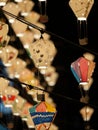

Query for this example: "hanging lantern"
[20,102,33,120]
[18,0,35,16]
[12,95,26,116]
[69,0,94,45]
[3,86,19,107]
[29,101,56,130]
[3,2,21,23]
[29,38,57,69]
[80,106,94,121]
[0,45,18,67]
[0,0,8,6]
[0,21,9,48]
[70,56,95,85]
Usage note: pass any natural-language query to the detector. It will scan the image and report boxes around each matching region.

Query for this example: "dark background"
[43,0,98,130]
[0,0,98,130]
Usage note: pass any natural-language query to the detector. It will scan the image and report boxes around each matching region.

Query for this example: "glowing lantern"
[3,2,21,23]
[18,0,34,16]
[0,21,9,47]
[29,101,56,130]
[80,106,94,121]
[4,86,19,107]
[70,57,95,85]
[0,0,8,6]
[29,38,57,69]
[69,0,94,45]
[0,45,18,67]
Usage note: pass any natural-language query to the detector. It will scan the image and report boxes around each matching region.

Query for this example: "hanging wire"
[0,7,98,109]
[0,8,98,56]
[0,72,98,110]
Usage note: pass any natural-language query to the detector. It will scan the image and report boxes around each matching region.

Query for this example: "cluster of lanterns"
[0,0,96,130]
[0,0,58,129]
[71,52,96,129]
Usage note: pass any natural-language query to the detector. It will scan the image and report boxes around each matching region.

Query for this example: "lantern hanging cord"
[0,8,98,56]
[0,73,98,110]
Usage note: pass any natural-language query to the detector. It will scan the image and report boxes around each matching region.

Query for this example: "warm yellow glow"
[80,106,94,121]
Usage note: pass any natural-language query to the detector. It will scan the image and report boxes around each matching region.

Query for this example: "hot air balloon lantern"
[29,37,57,69]
[29,101,57,130]
[80,106,94,130]
[69,0,94,45]
[80,106,94,121]
[70,56,95,86]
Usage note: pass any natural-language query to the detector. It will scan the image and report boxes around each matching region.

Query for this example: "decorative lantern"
[0,21,9,48]
[18,0,34,16]
[3,2,21,23]
[80,106,94,121]
[29,38,57,69]
[70,56,95,85]
[0,45,18,67]
[69,0,94,45]
[3,86,19,107]
[29,101,56,130]
[80,106,94,130]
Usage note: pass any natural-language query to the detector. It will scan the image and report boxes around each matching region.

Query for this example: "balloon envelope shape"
[69,0,94,20]
[29,101,56,130]
[70,57,95,85]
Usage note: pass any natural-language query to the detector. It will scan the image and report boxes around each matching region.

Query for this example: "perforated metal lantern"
[29,101,56,130]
